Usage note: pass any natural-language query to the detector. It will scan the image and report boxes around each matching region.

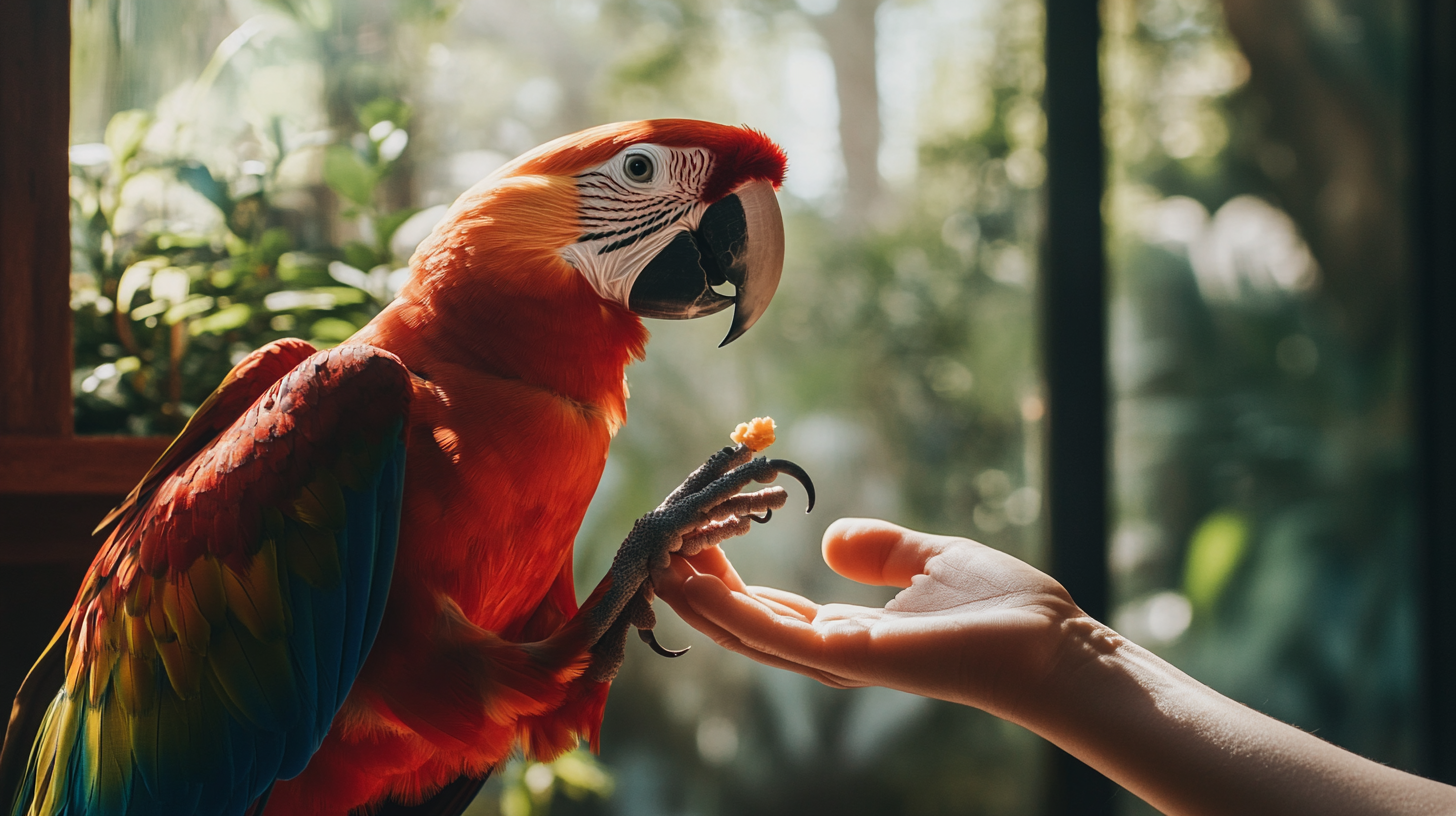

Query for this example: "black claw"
[640,628,690,658]
[766,459,816,512]
[749,508,773,524]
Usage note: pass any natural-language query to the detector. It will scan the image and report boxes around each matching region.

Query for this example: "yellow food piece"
[731,417,776,452]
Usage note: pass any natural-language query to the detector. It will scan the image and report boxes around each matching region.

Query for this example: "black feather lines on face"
[574,149,710,256]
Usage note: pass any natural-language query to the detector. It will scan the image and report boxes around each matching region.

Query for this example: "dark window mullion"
[1415,0,1456,786]
[1041,0,1113,813]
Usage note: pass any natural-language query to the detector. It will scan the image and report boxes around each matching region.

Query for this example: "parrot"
[0,119,814,816]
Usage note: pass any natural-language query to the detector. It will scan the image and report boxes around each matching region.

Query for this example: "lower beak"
[627,179,785,346]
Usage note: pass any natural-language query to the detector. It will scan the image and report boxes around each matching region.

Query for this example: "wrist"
[994,610,1128,733]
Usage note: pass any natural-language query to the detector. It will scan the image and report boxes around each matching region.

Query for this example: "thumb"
[820,518,957,589]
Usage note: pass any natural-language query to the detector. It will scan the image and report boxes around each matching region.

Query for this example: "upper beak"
[627,179,785,346]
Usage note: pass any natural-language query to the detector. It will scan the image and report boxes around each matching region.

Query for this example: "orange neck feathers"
[356,173,648,418]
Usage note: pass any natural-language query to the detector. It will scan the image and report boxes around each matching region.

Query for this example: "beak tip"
[718,300,761,347]
[718,323,744,347]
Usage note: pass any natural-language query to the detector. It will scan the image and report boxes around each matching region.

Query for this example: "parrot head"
[405,119,788,349]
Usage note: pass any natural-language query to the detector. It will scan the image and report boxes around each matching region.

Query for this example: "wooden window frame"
[0,0,167,498]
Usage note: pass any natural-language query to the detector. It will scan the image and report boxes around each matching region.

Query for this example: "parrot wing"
[3,341,414,816]
[92,338,321,537]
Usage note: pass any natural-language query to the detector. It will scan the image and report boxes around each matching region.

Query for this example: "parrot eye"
[623,153,655,184]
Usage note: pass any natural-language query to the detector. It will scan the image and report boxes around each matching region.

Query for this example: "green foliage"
[481,750,615,816]
[71,86,416,433]
[104,109,151,171]
[1104,0,1419,773]
[323,145,379,207]
[1182,511,1249,612]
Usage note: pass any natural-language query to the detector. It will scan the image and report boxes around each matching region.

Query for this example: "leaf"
[156,233,211,250]
[308,317,361,343]
[257,227,294,267]
[342,241,379,273]
[117,260,163,314]
[552,750,615,798]
[104,110,152,170]
[313,286,369,306]
[357,98,412,132]
[150,267,192,305]
[276,252,322,282]
[375,207,422,252]
[377,129,409,163]
[323,145,376,207]
[326,262,370,290]
[1182,511,1250,612]
[175,162,231,215]
[164,296,216,325]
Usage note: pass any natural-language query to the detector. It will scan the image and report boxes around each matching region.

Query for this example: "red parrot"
[0,120,813,816]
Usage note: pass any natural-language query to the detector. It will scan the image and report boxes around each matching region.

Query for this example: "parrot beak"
[627,179,785,347]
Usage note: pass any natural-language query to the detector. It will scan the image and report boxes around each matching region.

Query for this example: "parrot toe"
[581,443,815,682]
[641,629,691,658]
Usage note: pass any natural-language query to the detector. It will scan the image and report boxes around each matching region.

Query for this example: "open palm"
[656,517,1092,719]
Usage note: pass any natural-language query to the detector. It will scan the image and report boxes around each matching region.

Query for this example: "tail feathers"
[1,615,70,816]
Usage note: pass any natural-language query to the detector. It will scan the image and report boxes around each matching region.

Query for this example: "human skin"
[654,518,1456,816]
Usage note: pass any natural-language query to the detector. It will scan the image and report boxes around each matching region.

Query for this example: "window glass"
[1104,3,1418,810]
[69,0,1048,812]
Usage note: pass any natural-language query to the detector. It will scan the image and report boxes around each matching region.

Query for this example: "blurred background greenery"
[67,0,1413,813]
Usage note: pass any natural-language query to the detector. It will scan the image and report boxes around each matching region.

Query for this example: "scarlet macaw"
[0,120,813,816]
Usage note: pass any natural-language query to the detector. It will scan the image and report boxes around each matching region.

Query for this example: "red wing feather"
[94,339,319,536]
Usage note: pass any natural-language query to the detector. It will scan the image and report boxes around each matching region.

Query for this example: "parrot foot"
[584,443,814,682]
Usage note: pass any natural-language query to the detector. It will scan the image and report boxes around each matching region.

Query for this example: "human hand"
[661,519,1456,816]
[654,517,1093,721]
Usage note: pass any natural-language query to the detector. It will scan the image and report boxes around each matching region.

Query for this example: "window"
[1104,0,1426,805]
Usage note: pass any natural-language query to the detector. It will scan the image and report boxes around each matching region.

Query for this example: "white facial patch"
[559,144,714,306]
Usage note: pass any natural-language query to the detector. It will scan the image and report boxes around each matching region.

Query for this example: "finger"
[753,593,812,623]
[659,557,773,638]
[658,561,780,651]
[655,554,699,609]
[663,585,745,649]
[711,635,858,688]
[821,517,965,588]
[661,568,854,686]
[677,545,750,593]
[678,515,753,556]
[747,586,821,620]
[680,573,871,677]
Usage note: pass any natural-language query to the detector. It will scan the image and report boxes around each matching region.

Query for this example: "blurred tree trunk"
[1219,0,1407,355]
[815,0,884,229]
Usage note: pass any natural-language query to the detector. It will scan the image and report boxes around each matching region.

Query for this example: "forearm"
[1012,618,1456,816]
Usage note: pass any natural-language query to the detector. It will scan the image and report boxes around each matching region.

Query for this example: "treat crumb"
[731,417,776,452]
